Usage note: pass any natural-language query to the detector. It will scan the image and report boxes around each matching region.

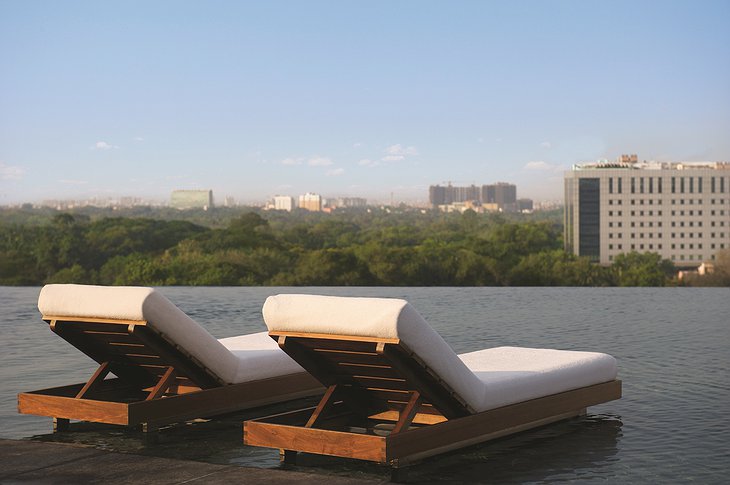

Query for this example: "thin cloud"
[59,179,88,185]
[540,141,552,149]
[0,162,24,180]
[281,157,303,166]
[133,136,144,142]
[381,144,418,163]
[523,161,563,172]
[91,141,119,150]
[308,156,333,167]
[358,159,379,167]
[385,144,418,156]
[353,142,364,148]
[326,168,345,176]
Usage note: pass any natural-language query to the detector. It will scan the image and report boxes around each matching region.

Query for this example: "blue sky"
[1,1,729,205]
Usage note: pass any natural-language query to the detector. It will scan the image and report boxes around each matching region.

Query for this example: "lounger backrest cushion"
[38,284,240,385]
[262,294,486,412]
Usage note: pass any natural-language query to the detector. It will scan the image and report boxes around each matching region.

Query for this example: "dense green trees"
[0,207,715,286]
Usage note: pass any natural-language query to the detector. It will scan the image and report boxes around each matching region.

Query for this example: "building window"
[640,177,645,194]
[681,177,685,193]
[609,178,613,194]
[658,177,663,193]
[689,177,694,193]
[698,177,703,193]
[631,177,636,194]
[618,177,622,194]
[672,177,676,193]
[649,177,654,194]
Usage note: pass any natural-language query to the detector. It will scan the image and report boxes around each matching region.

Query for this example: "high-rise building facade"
[564,156,730,266]
[299,192,322,212]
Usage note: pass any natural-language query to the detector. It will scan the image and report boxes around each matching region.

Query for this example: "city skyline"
[2,1,729,205]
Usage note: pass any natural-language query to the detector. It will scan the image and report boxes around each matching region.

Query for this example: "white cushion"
[263,294,618,413]
[263,294,487,411]
[38,284,303,385]
[219,332,306,382]
[459,346,617,412]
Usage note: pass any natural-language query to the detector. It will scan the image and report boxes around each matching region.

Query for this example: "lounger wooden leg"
[280,449,298,465]
[391,465,409,483]
[53,417,70,433]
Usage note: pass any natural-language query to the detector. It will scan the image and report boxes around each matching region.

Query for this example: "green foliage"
[610,252,675,287]
[0,207,701,287]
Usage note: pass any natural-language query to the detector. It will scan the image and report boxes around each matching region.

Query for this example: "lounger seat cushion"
[38,284,303,385]
[263,294,617,413]
[459,347,617,411]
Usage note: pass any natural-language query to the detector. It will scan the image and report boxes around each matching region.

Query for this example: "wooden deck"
[0,439,376,484]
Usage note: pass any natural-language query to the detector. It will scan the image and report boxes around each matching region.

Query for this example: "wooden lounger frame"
[18,317,321,431]
[244,332,622,469]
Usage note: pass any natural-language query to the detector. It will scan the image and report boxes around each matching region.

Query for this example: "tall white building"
[564,156,730,266]
[273,195,295,212]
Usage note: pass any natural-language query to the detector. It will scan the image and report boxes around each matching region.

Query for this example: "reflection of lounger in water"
[244,294,621,473]
[18,284,321,431]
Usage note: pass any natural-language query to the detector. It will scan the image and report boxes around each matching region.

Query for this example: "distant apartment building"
[332,197,367,208]
[273,195,295,212]
[170,190,213,210]
[299,192,322,212]
[429,182,520,212]
[482,183,517,211]
[564,155,730,266]
[429,184,480,206]
[517,198,534,212]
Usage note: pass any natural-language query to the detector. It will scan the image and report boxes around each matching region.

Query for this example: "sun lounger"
[18,285,321,431]
[243,294,621,472]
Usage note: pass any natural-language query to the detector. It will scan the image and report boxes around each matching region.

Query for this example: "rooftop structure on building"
[564,154,730,267]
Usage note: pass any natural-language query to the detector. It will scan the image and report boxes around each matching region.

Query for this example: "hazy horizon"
[2,1,729,206]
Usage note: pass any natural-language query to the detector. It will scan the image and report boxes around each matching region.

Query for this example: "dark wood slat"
[363,388,413,404]
[350,375,409,391]
[314,349,389,367]
[76,332,141,346]
[57,321,132,333]
[295,338,381,353]
[336,363,399,379]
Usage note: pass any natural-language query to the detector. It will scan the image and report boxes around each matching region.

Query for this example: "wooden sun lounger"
[243,294,621,474]
[18,286,322,432]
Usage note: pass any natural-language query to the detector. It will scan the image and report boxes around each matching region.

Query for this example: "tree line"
[1,208,726,287]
